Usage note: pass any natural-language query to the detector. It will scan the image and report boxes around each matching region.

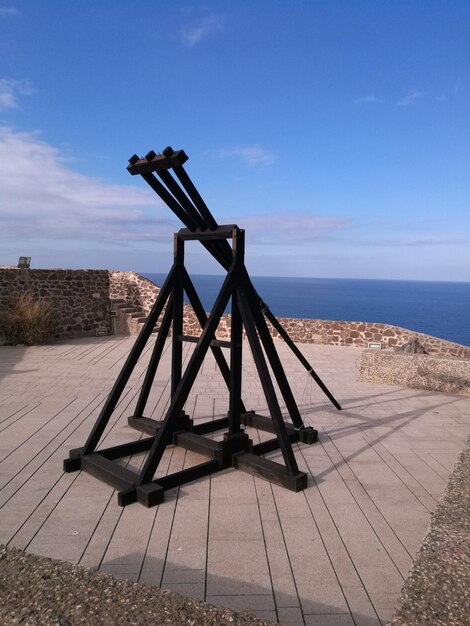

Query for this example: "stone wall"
[109,271,233,338]
[0,269,111,341]
[109,271,160,316]
[267,317,470,359]
[110,272,470,358]
[1,268,469,358]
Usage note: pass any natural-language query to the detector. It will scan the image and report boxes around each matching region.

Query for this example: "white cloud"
[0,78,34,110]
[0,127,177,244]
[218,145,276,166]
[353,95,381,105]
[397,89,425,106]
[181,15,222,47]
[0,6,19,16]
[240,212,348,245]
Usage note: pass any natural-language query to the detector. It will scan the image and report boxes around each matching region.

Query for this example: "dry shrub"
[1,292,58,345]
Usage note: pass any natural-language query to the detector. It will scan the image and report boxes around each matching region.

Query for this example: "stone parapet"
[1,268,468,358]
[267,316,470,359]
[109,271,160,316]
[0,268,111,340]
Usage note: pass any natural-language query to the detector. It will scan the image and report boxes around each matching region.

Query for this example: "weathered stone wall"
[109,271,233,338]
[2,268,468,358]
[0,269,111,340]
[267,317,470,359]
[109,271,160,316]
[109,272,470,358]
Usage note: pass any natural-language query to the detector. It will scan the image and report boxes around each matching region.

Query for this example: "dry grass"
[0,291,58,345]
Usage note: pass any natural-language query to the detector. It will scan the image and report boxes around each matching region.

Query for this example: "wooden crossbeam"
[127,149,189,175]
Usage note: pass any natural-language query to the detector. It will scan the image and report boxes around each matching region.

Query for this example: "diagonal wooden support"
[137,262,238,486]
[237,285,301,477]
[80,265,175,456]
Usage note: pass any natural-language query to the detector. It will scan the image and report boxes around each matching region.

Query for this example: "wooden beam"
[232,452,308,492]
[127,150,189,175]
[178,335,232,349]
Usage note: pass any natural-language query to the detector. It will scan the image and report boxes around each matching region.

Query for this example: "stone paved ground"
[1,337,469,626]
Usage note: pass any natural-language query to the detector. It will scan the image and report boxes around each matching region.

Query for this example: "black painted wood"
[192,416,229,435]
[98,437,155,460]
[142,148,340,410]
[182,268,245,413]
[137,265,237,485]
[237,286,300,477]
[232,452,308,491]
[178,335,232,349]
[127,416,161,435]
[64,147,336,506]
[133,294,173,419]
[81,454,138,491]
[81,266,176,455]
[127,149,189,175]
[171,236,184,398]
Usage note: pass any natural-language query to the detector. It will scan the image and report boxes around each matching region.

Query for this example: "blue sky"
[1,1,469,281]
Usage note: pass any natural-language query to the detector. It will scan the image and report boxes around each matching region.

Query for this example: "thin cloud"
[0,78,34,110]
[361,236,469,247]
[397,89,425,106]
[397,236,469,246]
[436,82,462,102]
[0,127,177,243]
[353,95,381,105]
[218,145,276,166]
[181,15,222,47]
[240,212,348,245]
[0,6,19,16]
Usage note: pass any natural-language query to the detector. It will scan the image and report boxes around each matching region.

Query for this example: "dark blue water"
[143,274,470,346]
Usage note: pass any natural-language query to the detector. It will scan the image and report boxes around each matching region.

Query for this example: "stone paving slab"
[1,337,469,625]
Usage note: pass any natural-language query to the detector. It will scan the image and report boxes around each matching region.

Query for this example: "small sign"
[18,256,31,269]
[368,342,382,350]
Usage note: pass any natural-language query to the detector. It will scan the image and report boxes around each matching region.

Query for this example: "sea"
[143,274,470,347]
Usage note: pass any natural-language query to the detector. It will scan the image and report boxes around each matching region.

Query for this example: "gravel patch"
[359,350,470,395]
[389,436,470,625]
[0,547,276,626]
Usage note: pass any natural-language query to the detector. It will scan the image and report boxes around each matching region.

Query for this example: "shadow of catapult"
[64,147,342,507]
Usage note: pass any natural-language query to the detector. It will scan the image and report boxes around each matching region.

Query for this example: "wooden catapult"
[64,147,341,507]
